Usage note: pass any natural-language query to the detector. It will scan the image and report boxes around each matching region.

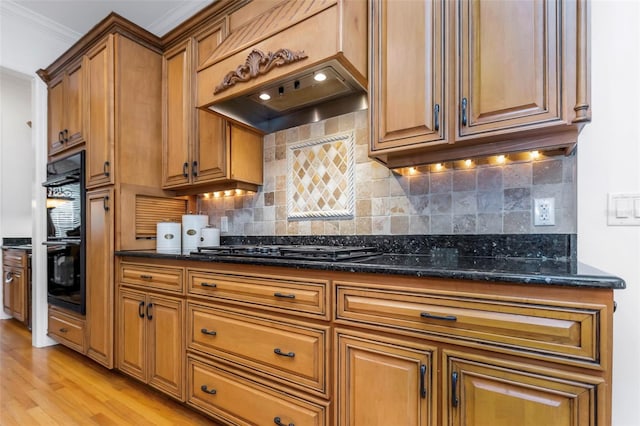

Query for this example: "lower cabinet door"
[446,354,600,426]
[147,294,184,400]
[336,331,434,426]
[187,355,327,426]
[117,288,146,382]
[117,288,185,401]
[86,188,114,368]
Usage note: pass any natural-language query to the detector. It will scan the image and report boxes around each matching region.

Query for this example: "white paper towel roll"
[156,222,181,253]
[200,227,220,247]
[182,214,208,253]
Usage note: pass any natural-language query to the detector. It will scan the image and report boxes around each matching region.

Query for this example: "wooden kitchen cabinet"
[445,353,600,426]
[117,287,185,400]
[111,254,617,426]
[187,301,328,397]
[187,354,328,426]
[458,0,562,138]
[369,0,591,167]
[369,0,445,152]
[84,32,164,190]
[84,36,115,188]
[39,14,168,367]
[336,331,434,426]
[335,276,613,426]
[162,18,264,193]
[2,248,28,324]
[48,305,86,353]
[85,188,114,368]
[45,57,85,158]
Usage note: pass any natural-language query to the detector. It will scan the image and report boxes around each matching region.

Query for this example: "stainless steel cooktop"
[191,245,379,262]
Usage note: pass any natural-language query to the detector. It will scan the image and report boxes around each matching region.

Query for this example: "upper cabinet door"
[64,58,84,148]
[162,18,229,189]
[162,39,192,188]
[85,35,115,189]
[370,0,446,152]
[192,20,228,184]
[47,75,66,155]
[47,57,85,157]
[457,0,561,138]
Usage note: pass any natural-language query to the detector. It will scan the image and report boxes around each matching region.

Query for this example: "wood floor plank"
[0,319,216,425]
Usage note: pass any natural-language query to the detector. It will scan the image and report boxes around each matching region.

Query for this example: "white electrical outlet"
[220,216,229,232]
[534,198,555,226]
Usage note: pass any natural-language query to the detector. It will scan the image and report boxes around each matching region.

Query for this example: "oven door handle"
[43,240,81,247]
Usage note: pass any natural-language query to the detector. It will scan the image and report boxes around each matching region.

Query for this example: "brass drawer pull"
[200,384,217,395]
[274,292,295,299]
[59,328,68,333]
[201,282,217,288]
[200,328,217,336]
[420,312,457,322]
[140,274,153,280]
[273,348,295,358]
[273,417,294,426]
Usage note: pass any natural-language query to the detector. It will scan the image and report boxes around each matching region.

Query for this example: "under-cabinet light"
[213,192,221,198]
[530,150,540,159]
[259,93,271,101]
[313,72,327,82]
[464,159,473,167]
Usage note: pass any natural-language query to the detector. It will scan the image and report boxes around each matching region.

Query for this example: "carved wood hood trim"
[213,48,308,94]
[199,0,334,70]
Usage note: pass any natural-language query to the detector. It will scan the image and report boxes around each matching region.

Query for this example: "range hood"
[196,0,368,133]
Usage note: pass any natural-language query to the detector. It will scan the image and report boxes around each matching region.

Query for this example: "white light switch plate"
[608,193,640,226]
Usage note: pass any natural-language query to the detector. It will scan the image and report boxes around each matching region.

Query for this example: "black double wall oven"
[43,151,85,314]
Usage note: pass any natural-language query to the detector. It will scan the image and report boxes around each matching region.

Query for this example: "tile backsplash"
[199,110,577,236]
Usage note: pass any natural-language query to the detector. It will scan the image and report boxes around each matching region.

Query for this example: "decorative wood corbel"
[213,48,308,95]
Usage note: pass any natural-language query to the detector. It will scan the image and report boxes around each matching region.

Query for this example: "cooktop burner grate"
[192,245,379,262]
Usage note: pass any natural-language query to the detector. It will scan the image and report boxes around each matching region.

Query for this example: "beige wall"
[0,68,34,238]
[577,1,640,424]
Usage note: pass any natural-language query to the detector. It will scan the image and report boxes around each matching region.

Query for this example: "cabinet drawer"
[187,356,327,426]
[336,284,602,365]
[188,303,327,395]
[48,306,86,353]
[3,249,27,268]
[120,262,184,293]
[188,269,328,319]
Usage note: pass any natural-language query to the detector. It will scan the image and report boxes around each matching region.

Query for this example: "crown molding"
[0,0,80,45]
[146,0,212,37]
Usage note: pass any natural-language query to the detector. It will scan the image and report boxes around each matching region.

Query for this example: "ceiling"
[8,0,213,38]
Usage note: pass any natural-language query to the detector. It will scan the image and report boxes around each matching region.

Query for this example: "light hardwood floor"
[0,319,215,425]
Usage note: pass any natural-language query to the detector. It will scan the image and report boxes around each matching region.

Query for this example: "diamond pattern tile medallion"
[287,132,355,219]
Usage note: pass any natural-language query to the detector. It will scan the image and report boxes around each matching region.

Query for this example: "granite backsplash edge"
[220,234,576,260]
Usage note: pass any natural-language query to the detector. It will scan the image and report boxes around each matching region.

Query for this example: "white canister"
[182,214,208,253]
[156,222,181,253]
[200,226,220,247]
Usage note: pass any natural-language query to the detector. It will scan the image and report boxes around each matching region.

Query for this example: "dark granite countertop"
[115,249,625,289]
